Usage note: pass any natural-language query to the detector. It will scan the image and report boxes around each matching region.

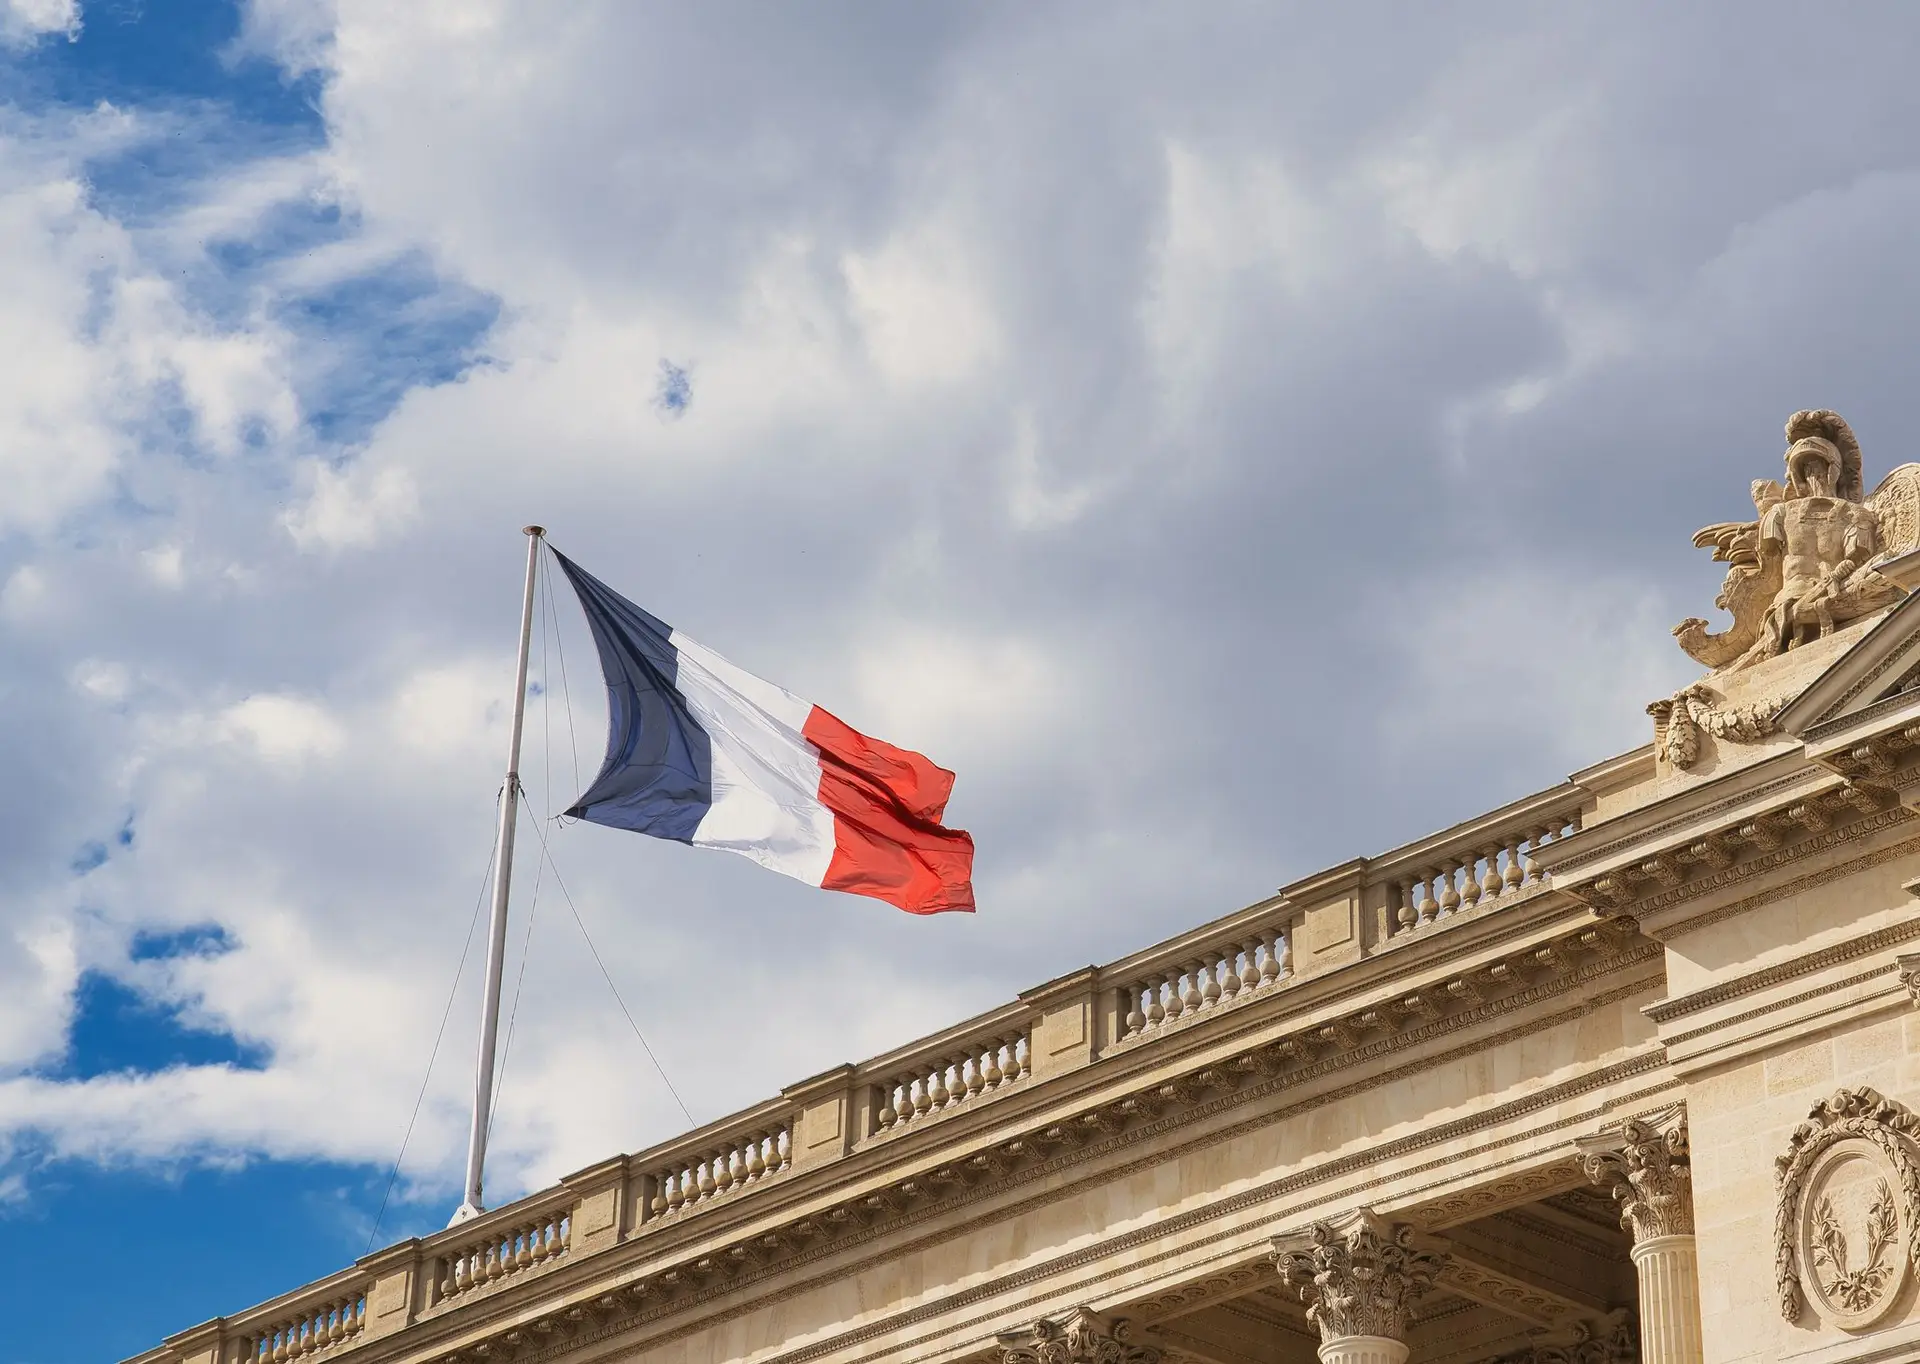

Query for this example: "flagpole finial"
[524,525,546,537]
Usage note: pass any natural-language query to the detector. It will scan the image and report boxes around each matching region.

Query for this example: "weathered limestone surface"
[125,410,1920,1364]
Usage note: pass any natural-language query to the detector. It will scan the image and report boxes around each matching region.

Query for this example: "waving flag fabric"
[552,550,975,914]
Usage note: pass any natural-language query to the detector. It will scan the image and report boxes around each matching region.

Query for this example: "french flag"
[552,551,975,914]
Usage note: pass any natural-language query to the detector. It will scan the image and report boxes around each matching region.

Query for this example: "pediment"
[1777,562,1920,738]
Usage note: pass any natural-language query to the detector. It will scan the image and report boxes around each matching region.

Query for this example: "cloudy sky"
[7,2,1920,1359]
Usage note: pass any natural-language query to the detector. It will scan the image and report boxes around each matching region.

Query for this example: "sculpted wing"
[1673,482,1787,670]
[1867,463,1920,561]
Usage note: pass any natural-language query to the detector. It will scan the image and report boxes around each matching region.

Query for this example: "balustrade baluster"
[1502,836,1524,890]
[1526,826,1549,883]
[1459,855,1482,908]
[1479,846,1502,900]
[1158,971,1180,1021]
[1416,871,1438,924]
[982,1041,1005,1089]
[1196,954,1219,1007]
[1439,863,1461,915]
[1180,962,1203,1013]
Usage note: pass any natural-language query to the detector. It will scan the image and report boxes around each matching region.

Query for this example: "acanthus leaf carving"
[997,1308,1161,1364]
[1575,1106,1692,1241]
[1898,953,1920,1007]
[1269,1208,1448,1343]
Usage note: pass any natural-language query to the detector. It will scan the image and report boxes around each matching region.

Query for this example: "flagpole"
[451,524,545,1226]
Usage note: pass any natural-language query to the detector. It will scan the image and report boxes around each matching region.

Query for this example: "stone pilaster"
[1575,1107,1702,1364]
[997,1308,1161,1364]
[1271,1208,1448,1364]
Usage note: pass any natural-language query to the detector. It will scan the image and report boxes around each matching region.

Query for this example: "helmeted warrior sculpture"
[1674,410,1920,673]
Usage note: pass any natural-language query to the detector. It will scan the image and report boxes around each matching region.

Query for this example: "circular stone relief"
[1797,1140,1913,1332]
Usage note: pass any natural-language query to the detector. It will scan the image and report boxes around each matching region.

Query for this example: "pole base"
[448,1200,485,1227]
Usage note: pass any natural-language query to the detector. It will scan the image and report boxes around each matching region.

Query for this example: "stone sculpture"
[1675,410,1920,673]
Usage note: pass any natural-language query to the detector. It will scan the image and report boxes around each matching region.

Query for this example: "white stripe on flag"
[667,629,836,887]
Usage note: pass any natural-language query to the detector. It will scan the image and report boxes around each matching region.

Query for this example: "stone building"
[129,410,1920,1364]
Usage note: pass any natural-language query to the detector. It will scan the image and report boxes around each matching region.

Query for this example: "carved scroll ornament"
[1270,1209,1448,1343]
[997,1309,1161,1364]
[1577,1108,1693,1241]
[1776,1087,1920,1330]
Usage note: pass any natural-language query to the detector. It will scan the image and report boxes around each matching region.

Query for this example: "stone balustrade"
[871,1030,1031,1133]
[646,1123,792,1217]
[429,1200,571,1306]
[237,1292,366,1363]
[1112,922,1292,1042]
[1374,786,1586,940]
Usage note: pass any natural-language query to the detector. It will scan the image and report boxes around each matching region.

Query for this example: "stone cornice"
[1555,791,1912,936]
[1623,818,1919,941]
[395,932,1664,1364]
[1643,918,1920,1024]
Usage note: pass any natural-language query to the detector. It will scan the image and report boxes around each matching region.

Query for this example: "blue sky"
[0,5,493,1360]
[9,3,1920,1363]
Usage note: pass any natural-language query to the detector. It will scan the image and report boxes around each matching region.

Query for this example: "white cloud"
[217,695,347,765]
[0,0,77,47]
[843,225,1000,388]
[281,459,419,550]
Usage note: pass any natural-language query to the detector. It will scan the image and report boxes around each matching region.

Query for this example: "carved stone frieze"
[1575,1107,1692,1241]
[997,1309,1161,1364]
[1481,1310,1638,1364]
[1775,1087,1920,1329]
[1270,1209,1448,1343]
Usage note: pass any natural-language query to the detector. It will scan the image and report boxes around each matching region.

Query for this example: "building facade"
[131,410,1920,1364]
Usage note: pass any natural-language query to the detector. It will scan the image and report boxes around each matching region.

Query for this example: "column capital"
[1574,1104,1693,1241]
[1269,1208,1449,1344]
[997,1308,1161,1364]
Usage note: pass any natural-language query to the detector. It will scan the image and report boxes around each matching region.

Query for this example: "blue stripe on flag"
[552,550,713,841]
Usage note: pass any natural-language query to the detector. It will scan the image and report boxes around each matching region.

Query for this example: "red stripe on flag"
[802,707,975,915]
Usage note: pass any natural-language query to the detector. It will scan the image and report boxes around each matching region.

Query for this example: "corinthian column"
[1270,1209,1448,1364]
[1576,1107,1702,1364]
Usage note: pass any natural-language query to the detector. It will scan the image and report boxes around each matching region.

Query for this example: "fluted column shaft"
[1315,1336,1408,1364]
[1632,1234,1704,1364]
[1577,1107,1703,1364]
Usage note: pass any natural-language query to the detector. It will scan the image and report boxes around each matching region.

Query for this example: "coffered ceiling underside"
[1155,1195,1635,1364]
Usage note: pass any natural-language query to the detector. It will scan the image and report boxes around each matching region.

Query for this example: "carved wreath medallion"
[1777,1087,1920,1330]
